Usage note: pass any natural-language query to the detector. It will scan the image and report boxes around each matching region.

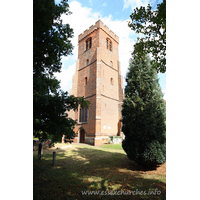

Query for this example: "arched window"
[110,61,113,67]
[86,37,92,50]
[106,38,112,51]
[86,59,89,65]
[85,77,87,86]
[110,78,114,85]
[79,107,88,122]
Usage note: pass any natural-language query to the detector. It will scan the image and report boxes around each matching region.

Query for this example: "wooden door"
[80,129,85,143]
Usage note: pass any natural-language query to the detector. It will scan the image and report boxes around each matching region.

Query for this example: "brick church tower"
[68,20,123,146]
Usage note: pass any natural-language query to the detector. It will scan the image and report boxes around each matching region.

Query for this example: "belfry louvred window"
[86,38,92,50]
[106,38,112,51]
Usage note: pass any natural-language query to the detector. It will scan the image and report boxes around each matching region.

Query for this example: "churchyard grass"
[100,143,123,150]
[33,143,166,199]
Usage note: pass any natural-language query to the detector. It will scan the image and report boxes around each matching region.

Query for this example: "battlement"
[78,20,119,43]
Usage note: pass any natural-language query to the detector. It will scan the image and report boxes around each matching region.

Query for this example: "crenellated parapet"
[78,20,119,43]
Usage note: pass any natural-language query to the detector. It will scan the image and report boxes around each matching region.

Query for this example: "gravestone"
[38,143,43,159]
[52,152,56,166]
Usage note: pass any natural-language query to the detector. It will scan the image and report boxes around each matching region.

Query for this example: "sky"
[54,0,166,99]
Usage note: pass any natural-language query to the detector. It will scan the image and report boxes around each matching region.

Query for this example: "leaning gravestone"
[38,143,43,159]
[52,152,56,166]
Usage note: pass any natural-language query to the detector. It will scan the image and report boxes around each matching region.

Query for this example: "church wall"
[100,96,119,135]
[66,20,123,146]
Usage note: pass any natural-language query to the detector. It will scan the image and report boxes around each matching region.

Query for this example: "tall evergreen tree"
[33,0,89,144]
[122,55,166,166]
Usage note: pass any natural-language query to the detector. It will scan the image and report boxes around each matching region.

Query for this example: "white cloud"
[123,0,149,10]
[57,0,136,92]
[55,62,76,92]
[162,90,166,100]
[103,2,107,7]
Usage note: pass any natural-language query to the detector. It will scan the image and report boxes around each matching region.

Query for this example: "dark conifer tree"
[122,55,166,166]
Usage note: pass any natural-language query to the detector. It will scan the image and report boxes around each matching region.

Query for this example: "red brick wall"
[69,20,123,146]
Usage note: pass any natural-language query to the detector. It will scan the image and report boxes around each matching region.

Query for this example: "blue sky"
[55,0,166,99]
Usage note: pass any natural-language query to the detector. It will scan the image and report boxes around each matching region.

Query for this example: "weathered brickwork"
[67,20,123,146]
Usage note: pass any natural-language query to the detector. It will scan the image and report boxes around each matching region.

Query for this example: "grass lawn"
[101,143,123,150]
[33,143,166,199]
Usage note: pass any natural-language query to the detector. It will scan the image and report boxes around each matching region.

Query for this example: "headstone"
[52,152,56,166]
[38,143,43,159]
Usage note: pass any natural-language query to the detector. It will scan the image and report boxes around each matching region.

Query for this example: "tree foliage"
[33,0,89,144]
[122,55,166,166]
[128,0,166,73]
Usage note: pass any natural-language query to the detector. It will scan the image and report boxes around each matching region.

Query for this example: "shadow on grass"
[71,147,162,172]
[33,146,166,200]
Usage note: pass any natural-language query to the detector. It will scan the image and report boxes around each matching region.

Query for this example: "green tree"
[33,0,89,144]
[122,55,166,166]
[128,0,166,73]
